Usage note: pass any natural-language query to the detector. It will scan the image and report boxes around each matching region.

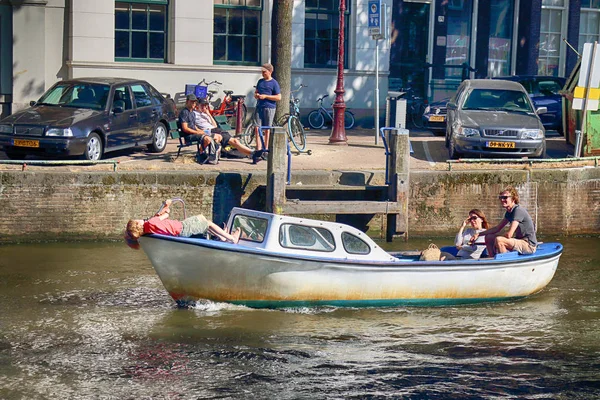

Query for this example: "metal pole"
[329,0,348,145]
[577,41,598,157]
[375,38,380,145]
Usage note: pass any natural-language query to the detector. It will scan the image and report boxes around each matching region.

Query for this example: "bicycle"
[398,87,427,129]
[307,95,355,130]
[276,84,308,153]
[198,79,248,129]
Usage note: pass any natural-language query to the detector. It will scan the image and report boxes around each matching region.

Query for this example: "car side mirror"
[112,106,124,114]
[536,106,548,115]
[447,102,457,110]
[30,101,37,106]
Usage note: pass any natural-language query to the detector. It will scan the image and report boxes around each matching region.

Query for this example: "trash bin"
[386,91,407,128]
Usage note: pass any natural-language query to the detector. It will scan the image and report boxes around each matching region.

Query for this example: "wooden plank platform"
[281,200,402,215]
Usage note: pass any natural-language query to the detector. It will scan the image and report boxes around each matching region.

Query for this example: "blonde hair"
[501,186,520,204]
[126,219,144,240]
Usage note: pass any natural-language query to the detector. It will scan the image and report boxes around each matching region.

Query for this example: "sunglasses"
[468,216,479,221]
[498,195,511,200]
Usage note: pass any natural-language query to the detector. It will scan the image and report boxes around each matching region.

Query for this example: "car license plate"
[429,115,445,122]
[487,141,515,149]
[13,139,39,148]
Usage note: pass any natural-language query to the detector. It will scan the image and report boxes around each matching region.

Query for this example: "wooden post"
[266,126,288,214]
[386,128,410,242]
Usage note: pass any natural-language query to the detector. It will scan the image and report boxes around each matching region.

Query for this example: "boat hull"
[139,236,562,308]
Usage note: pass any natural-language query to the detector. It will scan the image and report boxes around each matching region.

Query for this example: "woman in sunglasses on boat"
[455,209,490,259]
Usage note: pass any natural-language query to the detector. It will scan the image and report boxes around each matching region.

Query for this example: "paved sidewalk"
[0,127,583,172]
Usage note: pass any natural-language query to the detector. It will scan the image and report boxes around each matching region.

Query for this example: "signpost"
[573,42,600,156]
[369,0,384,144]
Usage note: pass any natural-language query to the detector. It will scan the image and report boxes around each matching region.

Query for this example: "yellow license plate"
[487,141,515,149]
[429,115,445,122]
[13,139,39,148]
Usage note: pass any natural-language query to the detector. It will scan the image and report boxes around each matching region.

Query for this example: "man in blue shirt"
[253,63,281,158]
[178,94,211,149]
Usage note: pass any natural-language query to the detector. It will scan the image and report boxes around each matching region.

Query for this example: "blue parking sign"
[368,0,381,36]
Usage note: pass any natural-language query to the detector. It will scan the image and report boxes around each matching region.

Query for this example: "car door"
[130,83,160,142]
[106,86,138,150]
[532,77,564,131]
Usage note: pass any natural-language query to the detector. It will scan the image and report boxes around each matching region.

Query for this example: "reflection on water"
[0,238,599,399]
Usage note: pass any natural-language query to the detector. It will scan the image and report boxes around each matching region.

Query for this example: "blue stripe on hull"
[215,296,528,309]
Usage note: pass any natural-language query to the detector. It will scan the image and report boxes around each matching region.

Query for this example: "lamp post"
[329,0,348,145]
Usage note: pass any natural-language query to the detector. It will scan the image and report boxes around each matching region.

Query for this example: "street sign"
[573,42,600,111]
[368,0,381,36]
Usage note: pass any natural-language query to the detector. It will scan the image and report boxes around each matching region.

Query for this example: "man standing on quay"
[253,63,281,159]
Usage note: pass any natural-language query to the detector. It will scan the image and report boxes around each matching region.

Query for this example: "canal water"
[0,236,599,399]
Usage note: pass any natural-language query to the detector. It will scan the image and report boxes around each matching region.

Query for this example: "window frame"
[213,1,262,66]
[304,0,351,69]
[114,0,168,63]
[539,0,567,77]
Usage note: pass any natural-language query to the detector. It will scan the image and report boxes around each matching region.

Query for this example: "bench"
[169,120,202,159]
[168,116,232,159]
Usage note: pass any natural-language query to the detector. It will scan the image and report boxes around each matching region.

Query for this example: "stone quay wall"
[0,167,598,243]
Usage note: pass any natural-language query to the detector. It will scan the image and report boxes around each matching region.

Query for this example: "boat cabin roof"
[226,208,396,262]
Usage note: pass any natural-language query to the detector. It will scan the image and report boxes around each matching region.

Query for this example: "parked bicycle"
[307,95,355,130]
[198,79,248,129]
[242,84,310,154]
[276,84,308,152]
[398,87,427,129]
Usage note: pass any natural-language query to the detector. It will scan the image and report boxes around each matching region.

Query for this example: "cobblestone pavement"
[0,127,584,172]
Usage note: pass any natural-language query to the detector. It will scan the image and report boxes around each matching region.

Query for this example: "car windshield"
[38,83,110,110]
[462,89,534,113]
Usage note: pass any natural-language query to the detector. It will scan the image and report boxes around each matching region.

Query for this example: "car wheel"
[448,137,462,160]
[534,141,547,159]
[4,150,25,160]
[83,133,103,161]
[148,122,168,153]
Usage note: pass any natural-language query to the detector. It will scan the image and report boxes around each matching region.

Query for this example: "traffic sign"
[368,0,381,36]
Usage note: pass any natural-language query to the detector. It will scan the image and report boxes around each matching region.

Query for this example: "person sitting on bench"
[178,94,212,149]
[194,98,263,164]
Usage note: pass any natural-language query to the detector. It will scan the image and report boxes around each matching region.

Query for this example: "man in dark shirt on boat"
[470,186,537,257]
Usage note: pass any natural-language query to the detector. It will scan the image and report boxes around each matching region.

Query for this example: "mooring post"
[266,126,288,214]
[386,128,410,242]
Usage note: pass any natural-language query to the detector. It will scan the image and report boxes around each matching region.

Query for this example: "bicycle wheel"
[242,123,257,149]
[276,113,290,127]
[411,103,426,129]
[288,115,307,152]
[307,110,325,129]
[226,103,248,129]
[344,111,355,129]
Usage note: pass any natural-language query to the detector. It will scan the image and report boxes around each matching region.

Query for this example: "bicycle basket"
[185,84,208,99]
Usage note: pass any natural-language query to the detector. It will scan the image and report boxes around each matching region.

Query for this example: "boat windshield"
[232,214,268,242]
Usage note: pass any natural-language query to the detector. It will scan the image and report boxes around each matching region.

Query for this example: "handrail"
[446,156,600,170]
[0,159,119,171]
[156,197,187,219]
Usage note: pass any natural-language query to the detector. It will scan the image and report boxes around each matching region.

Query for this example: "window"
[540,0,566,76]
[305,0,350,68]
[113,87,133,110]
[232,214,268,242]
[279,224,335,252]
[341,232,370,255]
[214,0,261,65]
[115,1,168,63]
[487,0,514,77]
[130,84,153,108]
[580,1,600,55]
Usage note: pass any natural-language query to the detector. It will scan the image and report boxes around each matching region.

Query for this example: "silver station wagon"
[445,79,547,159]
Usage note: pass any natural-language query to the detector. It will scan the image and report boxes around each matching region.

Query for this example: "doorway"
[389,0,431,99]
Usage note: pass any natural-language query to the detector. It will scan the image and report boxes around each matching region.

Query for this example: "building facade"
[0,0,598,124]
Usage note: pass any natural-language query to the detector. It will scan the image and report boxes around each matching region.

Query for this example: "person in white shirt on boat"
[455,209,489,259]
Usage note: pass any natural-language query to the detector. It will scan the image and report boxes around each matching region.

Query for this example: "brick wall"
[0,168,598,242]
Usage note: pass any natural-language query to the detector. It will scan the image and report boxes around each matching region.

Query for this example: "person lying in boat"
[470,186,537,257]
[454,209,490,259]
[125,199,241,245]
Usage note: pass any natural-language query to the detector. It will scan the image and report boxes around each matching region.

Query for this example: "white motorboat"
[139,207,562,308]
